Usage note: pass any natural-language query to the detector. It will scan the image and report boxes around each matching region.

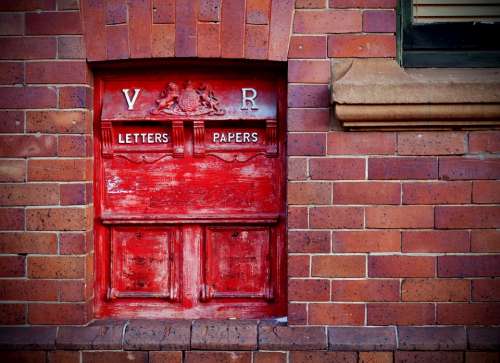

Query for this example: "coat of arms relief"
[151,80,225,116]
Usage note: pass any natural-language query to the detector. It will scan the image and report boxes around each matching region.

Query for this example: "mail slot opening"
[94,63,286,319]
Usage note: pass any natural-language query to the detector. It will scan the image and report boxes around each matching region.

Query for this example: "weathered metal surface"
[94,64,286,319]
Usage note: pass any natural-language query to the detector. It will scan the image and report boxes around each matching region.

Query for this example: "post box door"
[94,63,286,319]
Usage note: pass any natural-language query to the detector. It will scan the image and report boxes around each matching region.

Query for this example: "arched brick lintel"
[81,0,294,62]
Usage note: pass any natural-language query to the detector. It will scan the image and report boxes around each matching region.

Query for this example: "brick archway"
[81,0,294,62]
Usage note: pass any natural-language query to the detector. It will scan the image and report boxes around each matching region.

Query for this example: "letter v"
[122,88,141,110]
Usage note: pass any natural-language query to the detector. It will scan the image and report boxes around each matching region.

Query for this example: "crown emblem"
[151,81,225,116]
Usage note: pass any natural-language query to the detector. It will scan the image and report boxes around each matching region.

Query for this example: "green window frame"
[398,0,500,67]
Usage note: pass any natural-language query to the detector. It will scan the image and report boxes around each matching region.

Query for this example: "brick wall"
[0,0,499,361]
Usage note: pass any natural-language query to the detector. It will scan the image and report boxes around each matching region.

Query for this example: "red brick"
[403,181,471,205]
[1,13,21,34]
[333,182,400,204]
[0,304,25,324]
[288,206,308,228]
[58,0,79,10]
[0,279,60,301]
[359,352,393,363]
[332,230,400,252]
[28,159,87,181]
[332,279,399,302]
[27,111,89,133]
[0,135,57,158]
[288,84,329,108]
[473,180,500,203]
[438,255,500,277]
[368,157,438,180]
[268,0,294,61]
[395,352,463,363]
[288,35,327,58]
[288,255,309,277]
[198,23,221,58]
[402,230,469,253]
[312,255,365,277]
[288,108,330,132]
[26,11,82,35]
[0,62,23,84]
[59,86,92,108]
[246,0,270,24]
[28,255,84,279]
[369,255,435,277]
[310,158,365,180]
[469,131,500,153]
[105,0,127,24]
[254,352,286,363]
[288,303,307,324]
[328,34,395,57]
[0,232,57,254]
[331,0,396,7]
[152,24,175,57]
[149,352,182,363]
[366,206,434,228]
[0,255,25,277]
[288,158,308,180]
[289,279,330,301]
[185,352,250,363]
[309,303,364,325]
[288,60,330,84]
[0,111,24,133]
[402,278,470,302]
[83,352,148,363]
[471,230,500,252]
[58,135,87,157]
[0,183,59,206]
[81,0,106,61]
[437,303,500,325]
[198,0,221,22]
[129,0,153,58]
[289,230,330,253]
[288,182,330,204]
[60,183,86,205]
[0,87,57,108]
[27,207,88,231]
[472,280,500,301]
[245,24,269,59]
[153,0,175,23]
[328,132,396,155]
[0,37,57,60]
[288,133,326,156]
[48,351,80,363]
[0,0,55,10]
[291,352,357,363]
[0,207,25,230]
[220,0,245,58]
[106,24,129,60]
[398,132,466,155]
[0,160,25,182]
[436,206,500,228]
[29,302,88,325]
[466,352,500,363]
[368,303,435,325]
[440,157,500,180]
[296,0,327,8]
[310,206,364,228]
[59,280,86,301]
[294,10,362,33]
[26,61,88,84]
[363,9,396,32]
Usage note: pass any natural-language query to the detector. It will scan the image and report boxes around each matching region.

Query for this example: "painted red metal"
[94,63,287,319]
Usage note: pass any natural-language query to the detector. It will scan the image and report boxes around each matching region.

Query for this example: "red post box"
[94,63,286,319]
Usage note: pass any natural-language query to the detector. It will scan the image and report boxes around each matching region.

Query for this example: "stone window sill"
[331,59,500,130]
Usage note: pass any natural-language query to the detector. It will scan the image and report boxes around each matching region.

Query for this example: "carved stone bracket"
[101,121,113,158]
[265,119,278,157]
[193,120,205,156]
[172,120,184,157]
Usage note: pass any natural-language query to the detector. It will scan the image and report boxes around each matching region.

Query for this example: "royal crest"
[151,81,225,116]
